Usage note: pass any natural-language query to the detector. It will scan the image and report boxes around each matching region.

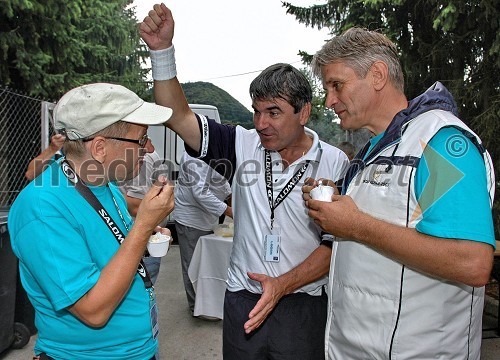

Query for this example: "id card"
[149,289,159,340]
[264,234,281,262]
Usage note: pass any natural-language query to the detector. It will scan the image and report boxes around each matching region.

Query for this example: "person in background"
[303,27,495,359]
[337,141,356,160]
[140,4,349,359]
[25,133,66,180]
[118,149,170,284]
[173,151,232,318]
[8,83,174,359]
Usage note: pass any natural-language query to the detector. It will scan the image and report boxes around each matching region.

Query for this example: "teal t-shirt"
[365,127,495,246]
[8,161,157,359]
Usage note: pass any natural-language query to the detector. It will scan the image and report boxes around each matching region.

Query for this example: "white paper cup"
[310,185,335,202]
[147,233,171,257]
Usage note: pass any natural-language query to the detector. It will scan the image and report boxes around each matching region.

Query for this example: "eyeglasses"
[82,133,149,148]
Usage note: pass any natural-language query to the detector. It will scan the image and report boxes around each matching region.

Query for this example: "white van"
[147,103,220,182]
[147,104,221,227]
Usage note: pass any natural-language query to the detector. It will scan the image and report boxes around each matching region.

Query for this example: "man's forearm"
[277,244,331,295]
[352,212,493,287]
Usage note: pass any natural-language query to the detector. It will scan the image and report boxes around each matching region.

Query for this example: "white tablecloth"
[188,234,233,319]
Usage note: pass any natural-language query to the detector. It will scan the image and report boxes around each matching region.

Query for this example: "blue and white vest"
[325,106,494,359]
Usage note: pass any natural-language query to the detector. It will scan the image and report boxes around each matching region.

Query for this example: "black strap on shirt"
[264,150,310,229]
[60,159,153,289]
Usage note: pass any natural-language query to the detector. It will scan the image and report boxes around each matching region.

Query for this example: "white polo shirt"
[190,116,349,295]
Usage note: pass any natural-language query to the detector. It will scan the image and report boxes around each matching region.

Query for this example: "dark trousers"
[223,289,327,360]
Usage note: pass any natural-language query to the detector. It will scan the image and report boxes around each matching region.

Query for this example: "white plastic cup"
[310,185,335,202]
[147,233,171,257]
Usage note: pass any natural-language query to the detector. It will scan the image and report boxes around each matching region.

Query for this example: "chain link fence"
[0,86,54,209]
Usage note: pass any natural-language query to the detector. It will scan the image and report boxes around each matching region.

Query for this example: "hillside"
[181,82,253,128]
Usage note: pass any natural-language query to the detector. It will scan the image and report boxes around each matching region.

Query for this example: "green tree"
[284,0,500,237]
[0,0,149,99]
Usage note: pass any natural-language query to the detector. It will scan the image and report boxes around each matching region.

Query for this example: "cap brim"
[122,101,173,126]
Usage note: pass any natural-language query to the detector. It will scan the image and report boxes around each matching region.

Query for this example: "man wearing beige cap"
[8,83,174,360]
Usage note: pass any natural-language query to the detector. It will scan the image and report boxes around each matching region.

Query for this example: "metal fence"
[0,86,53,209]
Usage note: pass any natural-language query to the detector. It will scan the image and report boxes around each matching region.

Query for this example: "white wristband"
[150,45,177,81]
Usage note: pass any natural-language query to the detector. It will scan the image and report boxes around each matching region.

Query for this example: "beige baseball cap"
[54,83,173,140]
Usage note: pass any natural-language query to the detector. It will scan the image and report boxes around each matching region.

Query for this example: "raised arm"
[139,3,200,152]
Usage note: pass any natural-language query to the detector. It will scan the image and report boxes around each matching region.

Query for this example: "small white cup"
[147,233,171,257]
[310,185,335,202]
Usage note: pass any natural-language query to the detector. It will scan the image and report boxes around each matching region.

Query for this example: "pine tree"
[0,0,149,99]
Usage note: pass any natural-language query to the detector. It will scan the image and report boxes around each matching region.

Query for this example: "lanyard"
[264,150,310,229]
[59,159,153,289]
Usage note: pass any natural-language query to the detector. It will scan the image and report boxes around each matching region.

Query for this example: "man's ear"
[370,61,389,91]
[87,137,107,164]
[299,102,312,126]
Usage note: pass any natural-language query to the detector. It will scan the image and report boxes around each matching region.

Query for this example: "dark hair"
[249,63,312,114]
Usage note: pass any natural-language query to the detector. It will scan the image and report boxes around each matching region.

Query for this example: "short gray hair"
[312,27,404,92]
[63,121,131,158]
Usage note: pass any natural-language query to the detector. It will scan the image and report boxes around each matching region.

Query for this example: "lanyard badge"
[264,234,281,262]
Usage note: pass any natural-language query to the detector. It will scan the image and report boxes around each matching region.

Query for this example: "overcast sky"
[131,0,331,111]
